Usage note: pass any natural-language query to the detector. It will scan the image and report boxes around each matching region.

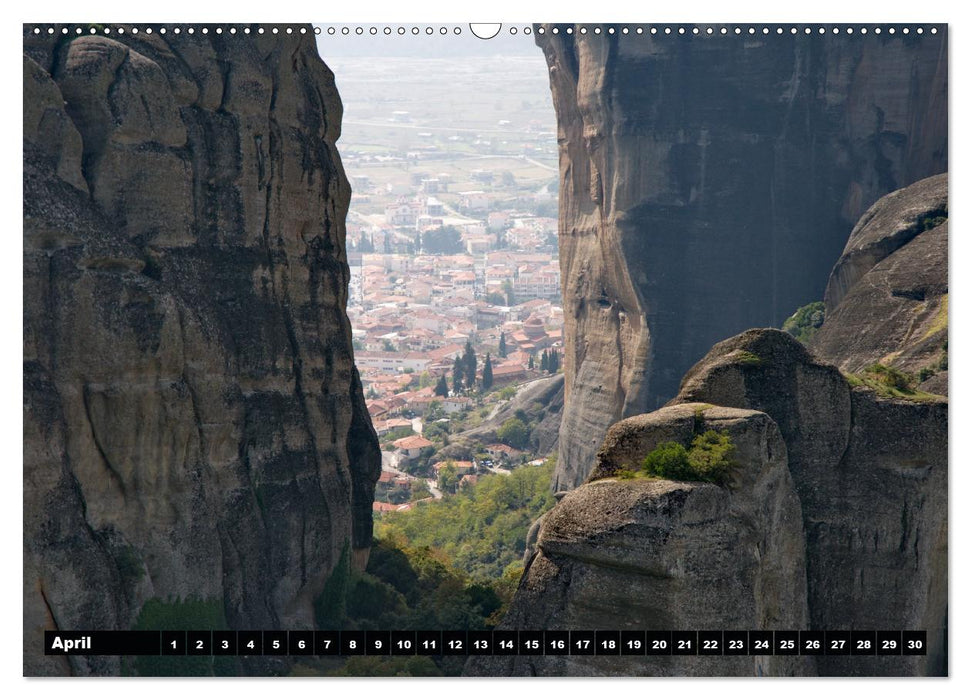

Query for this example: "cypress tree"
[482,353,494,390]
[464,341,477,388]
[498,332,507,358]
[452,357,464,395]
[434,374,450,397]
[540,350,549,372]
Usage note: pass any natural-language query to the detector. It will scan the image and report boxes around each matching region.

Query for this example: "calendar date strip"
[45,630,927,656]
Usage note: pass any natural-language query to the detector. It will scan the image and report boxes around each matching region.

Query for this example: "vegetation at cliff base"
[131,597,232,676]
[303,536,523,676]
[782,301,825,344]
[376,460,556,580]
[297,460,556,676]
[304,655,442,677]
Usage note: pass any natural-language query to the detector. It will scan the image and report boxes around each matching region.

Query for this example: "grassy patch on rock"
[731,350,764,367]
[843,363,945,402]
[921,294,948,341]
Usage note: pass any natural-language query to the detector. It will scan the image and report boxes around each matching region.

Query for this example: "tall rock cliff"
[675,330,946,676]
[23,26,381,675]
[811,174,948,394]
[536,25,948,489]
[472,330,946,677]
[467,403,813,677]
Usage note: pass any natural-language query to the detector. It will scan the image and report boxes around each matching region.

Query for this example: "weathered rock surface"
[812,174,948,390]
[479,330,946,676]
[535,25,948,489]
[23,26,380,675]
[467,404,812,676]
[675,329,947,675]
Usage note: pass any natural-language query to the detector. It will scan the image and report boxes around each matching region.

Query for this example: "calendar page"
[23,20,948,679]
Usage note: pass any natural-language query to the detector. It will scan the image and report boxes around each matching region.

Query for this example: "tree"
[502,279,515,306]
[424,422,449,442]
[497,418,530,450]
[438,463,459,494]
[421,226,464,254]
[452,358,464,395]
[482,353,494,390]
[528,353,535,370]
[356,234,375,253]
[426,401,445,421]
[498,332,507,358]
[434,375,450,398]
[371,461,556,581]
[486,292,506,306]
[540,350,549,372]
[463,341,477,389]
[382,339,396,352]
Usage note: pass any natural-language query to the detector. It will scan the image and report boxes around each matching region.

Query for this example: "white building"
[460,191,490,212]
[385,198,420,226]
[423,197,446,217]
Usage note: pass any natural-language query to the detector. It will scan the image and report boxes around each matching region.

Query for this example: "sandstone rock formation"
[467,404,813,677]
[812,174,948,394]
[535,24,948,489]
[675,330,947,676]
[23,26,380,675]
[475,330,945,676]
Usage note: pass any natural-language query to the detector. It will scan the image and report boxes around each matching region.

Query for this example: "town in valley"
[321,47,564,513]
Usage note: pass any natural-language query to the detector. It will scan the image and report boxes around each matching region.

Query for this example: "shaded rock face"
[535,26,948,489]
[675,330,947,676]
[467,404,812,677]
[812,174,948,391]
[23,27,380,675]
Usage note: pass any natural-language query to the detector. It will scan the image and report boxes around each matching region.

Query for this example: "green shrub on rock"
[782,301,825,344]
[641,442,693,481]
[862,363,914,391]
[639,430,737,487]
